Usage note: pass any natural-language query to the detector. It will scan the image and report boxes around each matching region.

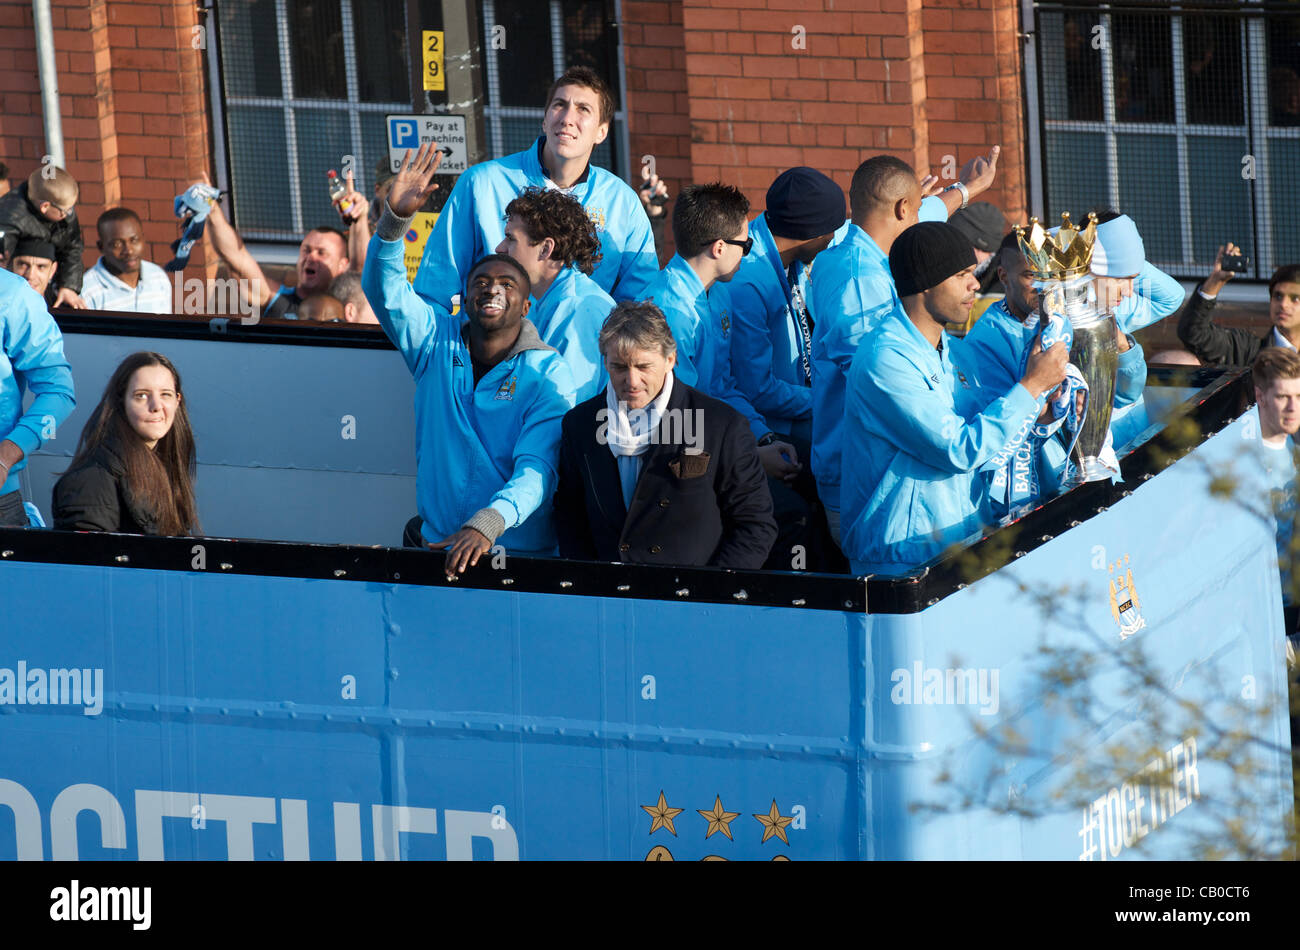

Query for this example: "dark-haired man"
[198,170,368,320]
[81,208,172,313]
[363,144,575,577]
[647,182,819,569]
[8,238,58,303]
[414,66,657,311]
[1178,246,1300,367]
[840,222,1067,576]
[495,186,615,400]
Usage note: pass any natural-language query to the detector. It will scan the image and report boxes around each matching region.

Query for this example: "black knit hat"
[12,238,55,261]
[889,222,976,297]
[764,167,846,240]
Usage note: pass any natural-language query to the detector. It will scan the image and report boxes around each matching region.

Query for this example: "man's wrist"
[1200,277,1225,299]
[756,432,778,447]
[944,181,970,209]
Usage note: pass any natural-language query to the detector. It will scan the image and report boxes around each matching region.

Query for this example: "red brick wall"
[0,0,215,282]
[620,0,1028,227]
[622,0,690,261]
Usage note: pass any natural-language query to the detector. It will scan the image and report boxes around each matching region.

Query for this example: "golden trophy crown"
[1014,211,1098,280]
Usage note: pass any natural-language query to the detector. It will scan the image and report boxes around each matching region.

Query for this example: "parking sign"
[386,114,468,175]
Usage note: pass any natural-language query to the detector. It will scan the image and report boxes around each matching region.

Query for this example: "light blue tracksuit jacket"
[528,265,614,403]
[728,197,948,438]
[413,136,659,310]
[808,223,899,512]
[840,305,1042,576]
[363,233,575,554]
[645,255,772,440]
[0,269,74,498]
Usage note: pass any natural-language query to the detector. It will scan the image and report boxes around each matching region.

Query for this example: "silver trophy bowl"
[1039,273,1119,486]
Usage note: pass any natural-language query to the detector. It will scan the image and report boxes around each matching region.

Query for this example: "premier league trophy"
[1015,212,1119,487]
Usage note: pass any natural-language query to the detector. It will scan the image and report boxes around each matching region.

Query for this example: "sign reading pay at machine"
[387,114,468,175]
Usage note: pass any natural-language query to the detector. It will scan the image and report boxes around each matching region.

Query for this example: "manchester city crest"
[1108,553,1146,640]
[494,376,517,401]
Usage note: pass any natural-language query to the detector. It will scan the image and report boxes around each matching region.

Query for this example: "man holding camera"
[1178,243,1300,366]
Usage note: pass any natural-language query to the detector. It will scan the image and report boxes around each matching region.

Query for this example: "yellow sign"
[403,211,438,284]
[422,30,445,92]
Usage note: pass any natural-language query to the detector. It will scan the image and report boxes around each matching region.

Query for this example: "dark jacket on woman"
[1176,280,1273,367]
[52,444,161,534]
[554,377,777,569]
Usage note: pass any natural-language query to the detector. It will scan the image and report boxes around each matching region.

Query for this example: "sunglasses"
[721,236,753,256]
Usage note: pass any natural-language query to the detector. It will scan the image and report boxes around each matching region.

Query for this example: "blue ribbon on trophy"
[165,183,222,272]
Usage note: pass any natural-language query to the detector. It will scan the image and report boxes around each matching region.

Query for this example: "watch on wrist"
[944,181,970,209]
[757,433,777,447]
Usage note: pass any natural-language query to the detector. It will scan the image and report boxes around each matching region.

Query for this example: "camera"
[1221,253,1249,273]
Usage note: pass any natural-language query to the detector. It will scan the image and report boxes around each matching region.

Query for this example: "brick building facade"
[0,0,1026,280]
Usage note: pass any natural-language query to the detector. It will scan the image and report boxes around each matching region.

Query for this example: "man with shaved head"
[809,150,999,544]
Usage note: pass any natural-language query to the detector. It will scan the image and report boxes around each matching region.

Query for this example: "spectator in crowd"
[0,165,84,308]
[495,186,614,401]
[643,182,816,567]
[199,171,368,320]
[1178,244,1300,366]
[0,266,75,527]
[53,352,197,536]
[326,270,379,325]
[414,66,658,311]
[8,238,58,303]
[948,201,1009,297]
[553,301,776,567]
[297,293,345,323]
[810,155,990,546]
[1244,348,1300,633]
[363,144,575,577]
[80,208,172,314]
[839,222,1067,576]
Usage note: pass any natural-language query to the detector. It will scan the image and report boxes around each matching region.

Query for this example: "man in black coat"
[1178,244,1300,366]
[554,300,777,568]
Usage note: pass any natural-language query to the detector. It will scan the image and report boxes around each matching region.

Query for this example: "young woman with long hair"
[53,351,199,535]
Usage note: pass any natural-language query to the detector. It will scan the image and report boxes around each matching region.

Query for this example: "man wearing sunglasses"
[644,182,814,569]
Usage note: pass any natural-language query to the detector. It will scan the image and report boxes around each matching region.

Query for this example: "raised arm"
[203,199,275,307]
[362,144,447,373]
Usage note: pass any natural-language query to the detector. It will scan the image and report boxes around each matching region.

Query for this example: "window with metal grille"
[1030,1,1300,280]
[478,0,625,173]
[210,0,627,245]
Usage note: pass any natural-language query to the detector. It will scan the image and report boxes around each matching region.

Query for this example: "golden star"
[697,795,740,840]
[641,790,684,836]
[753,799,794,845]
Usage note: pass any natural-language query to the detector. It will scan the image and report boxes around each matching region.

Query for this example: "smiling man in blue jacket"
[840,222,1067,576]
[364,144,576,577]
[0,268,75,526]
[413,66,658,312]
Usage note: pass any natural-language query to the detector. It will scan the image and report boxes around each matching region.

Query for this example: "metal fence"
[1030,1,1300,280]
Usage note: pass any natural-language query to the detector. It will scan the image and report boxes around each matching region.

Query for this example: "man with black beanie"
[839,221,1068,576]
[728,167,845,446]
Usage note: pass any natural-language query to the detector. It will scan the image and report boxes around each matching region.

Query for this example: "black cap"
[12,238,55,261]
[764,167,846,240]
[889,222,977,297]
[947,201,1008,253]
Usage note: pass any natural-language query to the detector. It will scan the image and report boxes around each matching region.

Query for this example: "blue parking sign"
[389,118,419,150]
